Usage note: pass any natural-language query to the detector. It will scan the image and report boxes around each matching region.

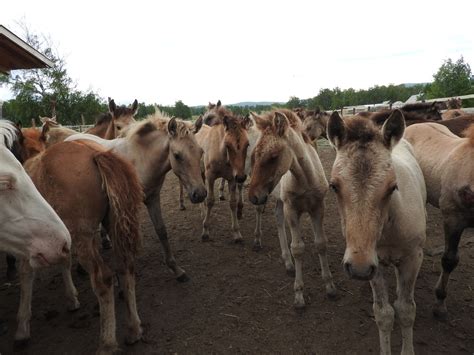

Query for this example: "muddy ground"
[0,144,473,354]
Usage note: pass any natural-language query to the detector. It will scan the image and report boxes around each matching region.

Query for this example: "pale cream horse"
[248,109,336,307]
[66,112,206,281]
[405,122,474,320]
[327,110,426,355]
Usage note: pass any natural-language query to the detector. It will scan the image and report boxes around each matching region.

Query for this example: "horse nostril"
[62,243,70,256]
[368,265,376,278]
[235,175,247,184]
[343,262,352,276]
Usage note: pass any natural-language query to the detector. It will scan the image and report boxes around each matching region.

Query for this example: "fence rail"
[62,125,93,132]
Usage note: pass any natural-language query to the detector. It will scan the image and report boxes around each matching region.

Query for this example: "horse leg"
[178,181,186,210]
[218,178,226,200]
[370,266,394,355]
[275,199,294,275]
[6,254,17,281]
[309,206,336,298]
[201,175,216,242]
[146,192,188,282]
[237,182,244,220]
[61,254,80,311]
[228,180,243,243]
[285,203,305,308]
[15,259,35,345]
[77,237,118,353]
[394,247,423,355]
[113,250,142,345]
[433,217,465,320]
[253,205,264,251]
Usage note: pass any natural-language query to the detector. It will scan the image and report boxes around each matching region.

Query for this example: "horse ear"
[194,115,203,134]
[250,112,266,131]
[167,117,178,137]
[273,111,289,137]
[109,99,117,115]
[381,109,405,149]
[217,100,222,108]
[131,99,138,115]
[327,111,346,149]
[40,123,50,142]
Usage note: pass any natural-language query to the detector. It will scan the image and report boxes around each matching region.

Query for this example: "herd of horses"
[1,97,473,354]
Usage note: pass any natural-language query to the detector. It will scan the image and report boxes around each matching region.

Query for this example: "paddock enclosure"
[0,144,473,354]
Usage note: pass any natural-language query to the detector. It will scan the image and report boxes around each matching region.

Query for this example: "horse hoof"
[97,343,120,354]
[237,211,243,220]
[233,238,244,244]
[67,301,81,312]
[179,205,186,211]
[252,244,263,252]
[6,267,17,281]
[219,196,226,201]
[293,302,306,311]
[326,287,338,300]
[201,234,210,242]
[14,338,30,349]
[286,268,296,277]
[176,273,190,283]
[76,263,88,276]
[433,307,448,321]
[125,326,143,346]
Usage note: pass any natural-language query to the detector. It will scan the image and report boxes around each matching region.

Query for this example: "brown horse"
[19,140,143,353]
[300,107,331,141]
[442,98,464,120]
[86,98,138,139]
[435,114,474,136]
[66,111,207,281]
[405,122,474,320]
[327,110,426,354]
[249,109,336,307]
[196,104,251,243]
[367,102,443,126]
[38,116,78,147]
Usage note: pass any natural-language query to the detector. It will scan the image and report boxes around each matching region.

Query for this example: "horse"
[66,111,207,282]
[442,98,464,120]
[0,120,71,268]
[435,114,474,137]
[19,139,143,353]
[196,105,251,243]
[85,98,138,139]
[327,110,426,354]
[38,116,79,147]
[405,122,474,320]
[367,102,442,126]
[301,107,331,141]
[248,109,336,307]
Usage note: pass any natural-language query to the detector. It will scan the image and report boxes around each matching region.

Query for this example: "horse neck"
[104,121,116,139]
[286,129,323,189]
[88,123,108,138]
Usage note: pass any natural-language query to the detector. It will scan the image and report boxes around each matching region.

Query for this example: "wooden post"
[51,99,57,118]
[31,118,36,128]
[353,108,356,115]
[81,114,86,132]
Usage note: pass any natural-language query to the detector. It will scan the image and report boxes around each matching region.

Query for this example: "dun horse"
[248,109,336,307]
[405,122,474,320]
[67,111,207,281]
[20,140,143,353]
[327,110,426,354]
[86,98,138,139]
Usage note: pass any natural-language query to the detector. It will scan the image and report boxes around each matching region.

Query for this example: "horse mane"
[401,102,436,112]
[124,110,193,138]
[344,116,381,144]
[462,125,474,146]
[95,112,112,125]
[0,120,19,149]
[369,109,431,126]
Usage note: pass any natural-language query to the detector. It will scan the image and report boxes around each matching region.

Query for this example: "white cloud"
[1,0,473,106]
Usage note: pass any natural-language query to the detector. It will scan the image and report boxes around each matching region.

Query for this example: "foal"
[248,109,336,307]
[196,107,251,242]
[328,111,426,354]
[86,98,138,139]
[405,123,474,319]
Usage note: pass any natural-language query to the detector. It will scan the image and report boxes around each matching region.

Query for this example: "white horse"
[327,110,426,355]
[0,120,71,268]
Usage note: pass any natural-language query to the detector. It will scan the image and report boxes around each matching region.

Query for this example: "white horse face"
[0,129,71,268]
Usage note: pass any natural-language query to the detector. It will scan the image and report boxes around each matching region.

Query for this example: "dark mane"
[95,112,112,125]
[401,102,437,112]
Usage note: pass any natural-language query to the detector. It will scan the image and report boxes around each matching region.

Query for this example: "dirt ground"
[0,144,473,354]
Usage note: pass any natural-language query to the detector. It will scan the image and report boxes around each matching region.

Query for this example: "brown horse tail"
[93,151,143,259]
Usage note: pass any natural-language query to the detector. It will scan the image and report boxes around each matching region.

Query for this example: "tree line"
[1,26,473,126]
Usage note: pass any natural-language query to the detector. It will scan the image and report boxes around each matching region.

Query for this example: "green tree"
[426,57,473,99]
[173,100,192,119]
[286,96,302,109]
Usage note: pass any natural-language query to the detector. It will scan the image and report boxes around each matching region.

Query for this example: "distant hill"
[402,83,428,88]
[228,101,283,107]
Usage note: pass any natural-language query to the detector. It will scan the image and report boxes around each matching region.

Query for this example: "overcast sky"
[1,0,473,106]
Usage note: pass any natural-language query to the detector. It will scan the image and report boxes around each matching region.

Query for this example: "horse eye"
[116,126,122,131]
[329,182,339,193]
[391,184,398,193]
[174,153,182,161]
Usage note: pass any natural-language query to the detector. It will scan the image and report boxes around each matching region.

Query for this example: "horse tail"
[93,151,143,260]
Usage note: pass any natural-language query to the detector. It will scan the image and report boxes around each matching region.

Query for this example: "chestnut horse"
[20,140,143,352]
[405,122,474,320]
[327,111,426,354]
[66,111,207,281]
[0,120,71,267]
[196,105,251,243]
[248,109,336,307]
[86,98,138,139]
